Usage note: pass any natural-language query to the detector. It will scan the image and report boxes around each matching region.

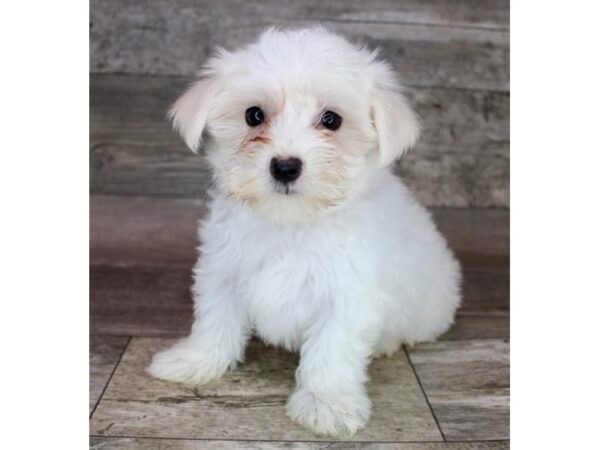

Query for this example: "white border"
[512,1,600,449]
[1,1,89,447]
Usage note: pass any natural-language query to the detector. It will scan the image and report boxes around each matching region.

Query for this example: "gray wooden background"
[90,0,509,208]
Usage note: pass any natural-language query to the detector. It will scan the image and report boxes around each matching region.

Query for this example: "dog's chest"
[237,224,352,350]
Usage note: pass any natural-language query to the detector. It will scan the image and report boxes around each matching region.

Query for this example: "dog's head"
[170,27,419,223]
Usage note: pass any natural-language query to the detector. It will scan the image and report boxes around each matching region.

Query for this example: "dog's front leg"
[286,308,378,437]
[148,278,249,386]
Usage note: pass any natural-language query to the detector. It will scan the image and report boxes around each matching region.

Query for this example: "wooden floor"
[90,196,509,449]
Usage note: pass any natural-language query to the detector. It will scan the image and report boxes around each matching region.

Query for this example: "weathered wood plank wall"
[90,0,509,207]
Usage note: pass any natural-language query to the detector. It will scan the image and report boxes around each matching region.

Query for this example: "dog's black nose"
[270,157,302,184]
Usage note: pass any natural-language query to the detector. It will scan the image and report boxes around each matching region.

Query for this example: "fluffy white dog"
[149,27,461,437]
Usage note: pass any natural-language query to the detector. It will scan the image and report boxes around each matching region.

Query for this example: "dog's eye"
[245,106,265,127]
[320,111,342,131]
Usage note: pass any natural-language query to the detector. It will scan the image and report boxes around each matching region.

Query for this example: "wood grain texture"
[90,265,508,340]
[90,338,442,442]
[440,313,508,341]
[440,269,509,341]
[90,74,509,207]
[90,196,509,268]
[91,265,194,337]
[431,208,508,271]
[91,195,205,268]
[90,0,508,90]
[407,339,509,441]
[90,436,510,449]
[90,196,508,339]
[90,336,130,414]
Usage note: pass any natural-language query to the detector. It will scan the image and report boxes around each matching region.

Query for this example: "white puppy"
[149,27,461,437]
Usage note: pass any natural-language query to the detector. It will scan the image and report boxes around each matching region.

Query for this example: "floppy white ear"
[168,76,222,153]
[370,66,420,166]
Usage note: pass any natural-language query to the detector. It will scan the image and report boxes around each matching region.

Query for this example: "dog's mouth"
[273,182,298,196]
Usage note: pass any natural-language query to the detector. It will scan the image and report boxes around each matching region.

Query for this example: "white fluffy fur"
[148,27,461,437]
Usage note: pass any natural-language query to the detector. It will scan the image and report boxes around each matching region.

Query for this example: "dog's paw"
[286,388,371,437]
[147,340,228,385]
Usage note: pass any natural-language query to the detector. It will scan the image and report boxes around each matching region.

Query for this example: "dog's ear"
[369,62,420,167]
[168,54,228,153]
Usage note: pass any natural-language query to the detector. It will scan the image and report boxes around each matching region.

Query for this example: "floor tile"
[90,335,130,414]
[91,338,441,442]
[407,339,509,441]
